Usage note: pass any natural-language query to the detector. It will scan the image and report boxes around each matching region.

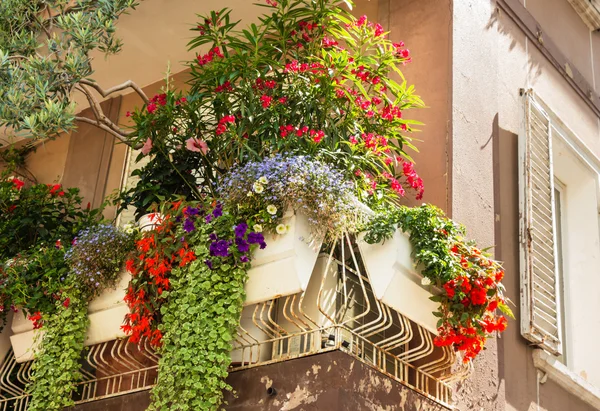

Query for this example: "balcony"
[0,232,467,410]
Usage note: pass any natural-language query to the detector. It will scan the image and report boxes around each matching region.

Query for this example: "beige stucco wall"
[492,1,600,411]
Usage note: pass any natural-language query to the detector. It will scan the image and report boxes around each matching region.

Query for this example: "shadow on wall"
[486,5,543,84]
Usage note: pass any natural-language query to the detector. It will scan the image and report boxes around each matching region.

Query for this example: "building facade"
[1,0,600,410]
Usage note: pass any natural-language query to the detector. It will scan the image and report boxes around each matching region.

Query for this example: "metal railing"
[0,234,465,409]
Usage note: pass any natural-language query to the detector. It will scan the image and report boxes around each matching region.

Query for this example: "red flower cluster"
[260,95,273,109]
[216,115,235,136]
[48,184,65,197]
[122,209,197,347]
[197,47,224,66]
[147,93,167,114]
[284,60,325,74]
[433,243,510,362]
[393,42,411,63]
[215,81,233,93]
[254,78,277,90]
[278,125,325,142]
[402,162,424,200]
[28,311,43,329]
[11,178,24,190]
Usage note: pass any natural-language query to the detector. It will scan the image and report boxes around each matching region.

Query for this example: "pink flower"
[349,136,358,144]
[147,103,157,114]
[185,137,209,154]
[141,138,153,155]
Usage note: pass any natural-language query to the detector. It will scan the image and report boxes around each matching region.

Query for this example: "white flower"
[259,176,268,184]
[253,224,263,233]
[126,228,134,235]
[421,277,432,286]
[276,224,287,235]
[247,191,254,197]
[253,182,264,194]
[267,205,277,215]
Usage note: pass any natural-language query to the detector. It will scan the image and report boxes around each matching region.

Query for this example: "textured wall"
[451,1,505,410]
[380,0,453,213]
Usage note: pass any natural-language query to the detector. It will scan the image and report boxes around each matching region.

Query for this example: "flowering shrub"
[1,246,70,323]
[220,155,367,240]
[122,200,265,348]
[363,205,513,362]
[126,0,425,209]
[65,224,135,298]
[121,199,263,410]
[0,178,99,263]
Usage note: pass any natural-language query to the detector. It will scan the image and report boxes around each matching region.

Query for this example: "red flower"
[147,103,157,114]
[49,184,63,196]
[11,178,24,190]
[260,95,273,108]
[487,300,498,312]
[470,287,487,305]
[28,312,43,329]
[443,281,456,298]
[495,270,505,282]
[55,239,62,249]
[63,298,70,308]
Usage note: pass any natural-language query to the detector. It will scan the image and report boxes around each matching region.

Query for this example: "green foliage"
[363,204,463,284]
[116,145,207,221]
[26,287,89,411]
[147,205,251,410]
[0,0,139,139]
[0,179,99,261]
[2,246,70,319]
[362,204,512,361]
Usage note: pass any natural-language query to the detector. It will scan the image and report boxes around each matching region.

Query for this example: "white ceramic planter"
[138,212,163,232]
[356,228,439,334]
[10,269,132,363]
[231,254,336,365]
[244,212,323,306]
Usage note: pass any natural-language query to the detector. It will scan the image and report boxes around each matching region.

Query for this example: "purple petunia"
[236,237,250,253]
[240,255,249,263]
[234,223,248,238]
[209,239,231,257]
[205,259,213,270]
[212,203,223,218]
[185,206,200,216]
[205,214,213,224]
[209,233,218,241]
[247,231,266,249]
[183,218,195,233]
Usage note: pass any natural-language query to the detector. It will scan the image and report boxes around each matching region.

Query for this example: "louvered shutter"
[519,92,563,356]
[567,0,600,31]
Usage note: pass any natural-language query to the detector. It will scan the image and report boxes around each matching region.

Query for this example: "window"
[519,91,600,387]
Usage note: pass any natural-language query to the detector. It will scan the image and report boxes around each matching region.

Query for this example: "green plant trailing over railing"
[123,200,263,410]
[23,223,134,410]
[26,287,89,411]
[363,204,513,362]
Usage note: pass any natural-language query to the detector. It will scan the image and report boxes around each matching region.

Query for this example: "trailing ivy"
[363,204,513,362]
[22,224,134,410]
[26,287,89,411]
[123,200,262,410]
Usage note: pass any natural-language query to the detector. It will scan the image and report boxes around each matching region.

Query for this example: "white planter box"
[244,212,323,306]
[232,254,335,365]
[356,228,439,334]
[138,213,163,232]
[10,269,131,363]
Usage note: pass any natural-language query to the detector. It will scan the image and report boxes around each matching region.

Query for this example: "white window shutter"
[519,92,563,356]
